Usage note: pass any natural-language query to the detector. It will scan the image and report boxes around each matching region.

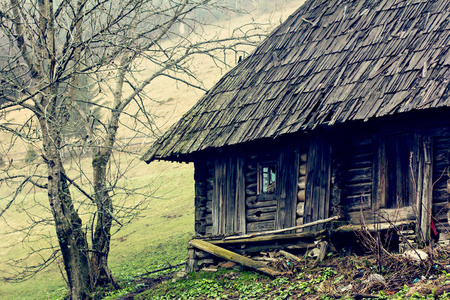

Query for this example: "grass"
[0,161,195,300]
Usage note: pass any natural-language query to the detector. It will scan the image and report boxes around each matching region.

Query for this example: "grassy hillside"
[0,1,302,299]
[0,160,195,299]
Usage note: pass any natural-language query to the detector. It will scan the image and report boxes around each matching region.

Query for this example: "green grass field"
[0,161,195,300]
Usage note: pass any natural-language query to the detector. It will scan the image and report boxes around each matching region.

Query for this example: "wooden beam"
[420,137,433,242]
[334,221,414,233]
[189,239,282,276]
[209,230,325,244]
[224,215,339,240]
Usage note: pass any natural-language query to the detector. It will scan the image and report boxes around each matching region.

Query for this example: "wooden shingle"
[142,0,450,163]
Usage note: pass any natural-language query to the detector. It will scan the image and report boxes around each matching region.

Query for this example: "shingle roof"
[143,0,450,162]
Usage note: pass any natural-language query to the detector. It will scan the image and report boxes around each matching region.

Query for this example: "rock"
[176,270,187,278]
[403,249,428,263]
[219,261,236,268]
[340,284,353,292]
[308,248,320,258]
[364,274,386,285]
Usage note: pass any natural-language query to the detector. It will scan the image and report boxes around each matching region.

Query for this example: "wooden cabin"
[143,0,450,259]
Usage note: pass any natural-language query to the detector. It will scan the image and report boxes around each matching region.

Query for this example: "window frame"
[257,160,278,196]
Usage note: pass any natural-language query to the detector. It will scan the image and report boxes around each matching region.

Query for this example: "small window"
[259,164,277,194]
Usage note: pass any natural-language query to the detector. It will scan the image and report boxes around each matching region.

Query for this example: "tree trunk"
[40,118,92,300]
[91,153,118,288]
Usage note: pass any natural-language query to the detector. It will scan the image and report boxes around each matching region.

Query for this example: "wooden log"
[247,220,275,232]
[297,190,306,201]
[316,241,328,263]
[347,207,416,225]
[299,164,307,176]
[279,250,302,263]
[195,195,208,206]
[298,181,306,190]
[229,242,317,254]
[247,211,276,222]
[334,221,414,233]
[189,239,282,276]
[247,206,277,214]
[246,183,257,196]
[300,153,307,163]
[246,196,277,209]
[298,176,306,185]
[195,207,208,219]
[226,216,339,240]
[208,230,326,245]
[245,174,257,184]
[253,256,278,262]
[296,204,305,217]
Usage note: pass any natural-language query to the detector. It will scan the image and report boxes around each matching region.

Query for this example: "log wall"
[245,152,278,233]
[432,136,450,234]
[341,137,375,211]
[194,160,214,236]
[295,152,307,231]
[192,121,450,240]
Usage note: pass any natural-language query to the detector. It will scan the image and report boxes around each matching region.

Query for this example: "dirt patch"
[162,214,182,219]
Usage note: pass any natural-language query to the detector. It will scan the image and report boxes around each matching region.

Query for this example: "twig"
[140,262,185,277]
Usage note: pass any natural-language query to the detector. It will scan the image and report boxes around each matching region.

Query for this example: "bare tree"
[0,0,265,298]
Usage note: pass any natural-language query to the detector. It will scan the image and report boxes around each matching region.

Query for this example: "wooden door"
[212,151,246,235]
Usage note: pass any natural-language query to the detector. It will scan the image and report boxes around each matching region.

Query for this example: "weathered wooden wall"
[432,135,450,235]
[304,134,332,231]
[245,142,300,233]
[193,119,450,240]
[194,160,214,236]
[295,152,307,231]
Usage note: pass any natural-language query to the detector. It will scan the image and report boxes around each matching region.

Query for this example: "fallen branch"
[140,262,185,277]
[279,250,302,263]
[225,216,339,240]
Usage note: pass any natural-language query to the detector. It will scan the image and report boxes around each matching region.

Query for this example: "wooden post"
[420,137,433,243]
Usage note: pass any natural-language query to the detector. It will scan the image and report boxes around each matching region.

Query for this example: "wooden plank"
[212,158,221,235]
[208,230,326,244]
[348,207,416,225]
[346,167,373,183]
[226,154,236,233]
[346,182,372,195]
[420,137,433,242]
[236,154,246,234]
[228,216,339,240]
[189,239,282,276]
[246,197,278,209]
[276,143,298,230]
[247,211,276,222]
[335,221,414,233]
[247,220,275,232]
[305,133,332,231]
[247,206,277,215]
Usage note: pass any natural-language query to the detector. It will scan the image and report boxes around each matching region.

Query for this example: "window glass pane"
[262,165,276,193]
